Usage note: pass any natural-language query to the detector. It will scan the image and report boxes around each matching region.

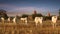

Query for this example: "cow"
[34,17,43,26]
[20,17,27,24]
[8,17,10,23]
[1,17,4,23]
[12,17,17,24]
[52,16,57,28]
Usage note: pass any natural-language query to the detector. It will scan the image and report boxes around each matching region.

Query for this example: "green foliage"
[43,16,52,20]
[0,9,8,19]
[22,14,28,18]
[58,16,60,20]
[59,9,60,16]
[32,13,43,19]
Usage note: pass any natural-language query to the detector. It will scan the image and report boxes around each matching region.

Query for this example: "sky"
[0,0,60,16]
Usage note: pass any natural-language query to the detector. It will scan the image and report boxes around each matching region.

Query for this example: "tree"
[0,9,8,19]
[43,16,52,20]
[59,9,60,16]
[22,14,28,18]
[32,13,43,19]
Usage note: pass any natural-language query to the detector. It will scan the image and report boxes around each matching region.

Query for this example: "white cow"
[8,17,10,23]
[1,17,4,23]
[34,17,43,26]
[20,17,27,24]
[13,17,16,24]
[52,16,57,28]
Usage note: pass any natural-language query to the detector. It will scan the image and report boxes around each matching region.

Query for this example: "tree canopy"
[32,13,43,19]
[0,9,8,19]
[22,14,28,18]
[59,9,60,16]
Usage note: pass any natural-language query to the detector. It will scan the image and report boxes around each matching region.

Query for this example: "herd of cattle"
[0,16,58,28]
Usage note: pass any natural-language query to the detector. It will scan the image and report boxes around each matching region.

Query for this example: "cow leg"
[2,20,4,23]
[54,23,56,28]
[39,22,42,28]
[25,21,27,25]
[14,21,16,24]
[36,22,38,26]
[52,23,56,29]
[52,23,55,29]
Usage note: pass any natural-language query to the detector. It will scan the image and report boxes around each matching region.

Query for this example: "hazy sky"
[0,0,60,16]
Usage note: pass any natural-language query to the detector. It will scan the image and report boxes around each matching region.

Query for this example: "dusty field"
[0,20,60,34]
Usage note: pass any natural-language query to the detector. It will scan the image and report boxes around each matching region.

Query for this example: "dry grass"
[0,20,60,34]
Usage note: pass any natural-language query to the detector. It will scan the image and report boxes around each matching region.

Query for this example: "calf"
[20,17,27,24]
[12,17,16,24]
[34,17,43,26]
[52,16,57,28]
[8,17,10,23]
[1,17,4,23]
